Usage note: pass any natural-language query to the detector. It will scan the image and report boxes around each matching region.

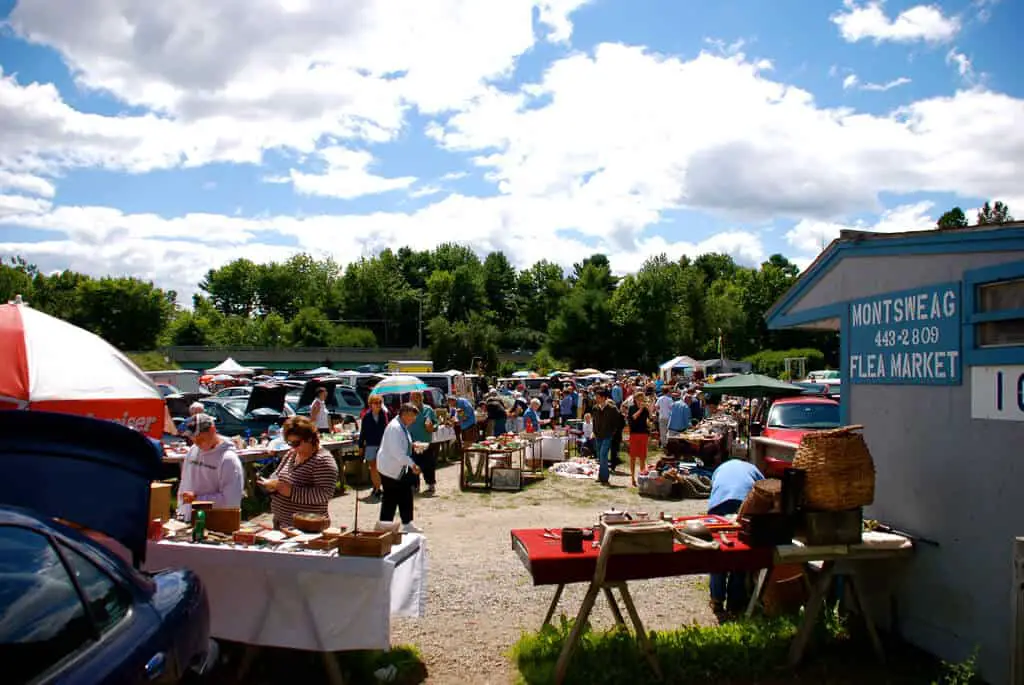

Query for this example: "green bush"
[511,611,945,685]
[743,348,826,377]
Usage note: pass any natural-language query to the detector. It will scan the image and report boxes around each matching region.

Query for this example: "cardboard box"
[149,482,172,522]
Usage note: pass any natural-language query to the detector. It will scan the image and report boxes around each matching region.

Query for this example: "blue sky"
[0,0,1021,301]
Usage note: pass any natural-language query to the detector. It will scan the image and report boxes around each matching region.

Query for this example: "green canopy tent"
[702,374,805,457]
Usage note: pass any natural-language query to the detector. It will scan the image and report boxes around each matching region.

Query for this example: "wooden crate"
[149,482,172,522]
[337,530,394,557]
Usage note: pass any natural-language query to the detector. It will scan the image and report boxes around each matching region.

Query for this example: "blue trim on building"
[962,259,1024,367]
[839,306,850,424]
[768,302,845,329]
[767,226,1024,325]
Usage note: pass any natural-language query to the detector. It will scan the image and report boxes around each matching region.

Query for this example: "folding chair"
[553,522,667,684]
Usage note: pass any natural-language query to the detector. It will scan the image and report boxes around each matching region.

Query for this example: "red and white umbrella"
[0,302,170,438]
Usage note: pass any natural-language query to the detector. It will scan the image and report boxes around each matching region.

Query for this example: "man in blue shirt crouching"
[707,457,764,615]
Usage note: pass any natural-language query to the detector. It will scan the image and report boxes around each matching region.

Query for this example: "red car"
[760,396,841,478]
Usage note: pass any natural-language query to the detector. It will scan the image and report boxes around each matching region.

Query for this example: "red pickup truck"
[760,396,841,478]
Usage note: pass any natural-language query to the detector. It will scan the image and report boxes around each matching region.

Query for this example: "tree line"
[0,246,837,372]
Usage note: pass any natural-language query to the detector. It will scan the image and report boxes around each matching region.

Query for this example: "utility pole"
[417,295,423,350]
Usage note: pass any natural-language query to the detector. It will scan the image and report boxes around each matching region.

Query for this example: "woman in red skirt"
[627,393,651,486]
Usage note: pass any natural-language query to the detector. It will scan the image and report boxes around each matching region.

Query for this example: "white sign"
[971,366,1024,421]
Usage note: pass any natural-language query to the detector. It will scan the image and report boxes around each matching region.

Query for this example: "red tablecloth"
[510,527,773,586]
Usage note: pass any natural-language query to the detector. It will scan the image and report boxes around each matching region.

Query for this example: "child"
[581,412,595,456]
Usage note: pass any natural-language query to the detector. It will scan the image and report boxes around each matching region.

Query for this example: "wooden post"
[1012,537,1024,685]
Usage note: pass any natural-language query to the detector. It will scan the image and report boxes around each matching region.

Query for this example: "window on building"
[976,278,1024,347]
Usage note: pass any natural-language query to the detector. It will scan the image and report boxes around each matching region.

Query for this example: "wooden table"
[745,538,914,666]
[513,526,913,677]
[460,445,525,490]
[511,525,772,626]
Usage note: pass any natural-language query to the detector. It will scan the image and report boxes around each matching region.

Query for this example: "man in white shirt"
[655,388,674,448]
[376,403,423,533]
[178,413,244,510]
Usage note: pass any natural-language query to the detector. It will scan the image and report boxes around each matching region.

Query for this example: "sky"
[0,0,1022,303]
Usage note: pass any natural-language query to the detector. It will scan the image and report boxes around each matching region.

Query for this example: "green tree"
[548,259,616,368]
[977,200,1014,226]
[289,307,334,347]
[75,277,174,350]
[936,207,968,229]
[0,256,37,303]
[199,258,260,316]
[482,251,518,329]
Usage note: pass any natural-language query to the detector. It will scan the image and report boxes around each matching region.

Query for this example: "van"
[413,371,472,401]
[146,370,202,395]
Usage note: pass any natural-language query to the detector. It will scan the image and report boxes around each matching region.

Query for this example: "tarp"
[701,374,804,398]
[205,357,254,375]
[659,355,702,380]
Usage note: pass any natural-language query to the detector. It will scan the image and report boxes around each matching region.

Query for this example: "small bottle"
[192,510,206,543]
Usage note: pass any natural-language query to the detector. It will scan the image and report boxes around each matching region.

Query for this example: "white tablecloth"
[526,434,568,462]
[144,534,427,651]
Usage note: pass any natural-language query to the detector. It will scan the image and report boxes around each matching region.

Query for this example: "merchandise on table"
[152,514,412,557]
[549,458,600,479]
[637,460,712,500]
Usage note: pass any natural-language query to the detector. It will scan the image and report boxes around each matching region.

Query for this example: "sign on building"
[848,283,961,385]
[971,366,1024,420]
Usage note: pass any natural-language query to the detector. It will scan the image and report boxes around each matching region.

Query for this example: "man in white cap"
[178,413,244,510]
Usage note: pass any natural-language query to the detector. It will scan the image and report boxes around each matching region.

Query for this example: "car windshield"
[768,402,841,429]
[221,400,247,419]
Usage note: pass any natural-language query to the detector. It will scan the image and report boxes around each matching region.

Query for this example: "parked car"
[294,378,366,421]
[213,386,252,400]
[0,411,217,684]
[759,396,841,478]
[200,383,293,437]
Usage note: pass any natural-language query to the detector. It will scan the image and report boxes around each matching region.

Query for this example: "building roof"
[766,221,1024,327]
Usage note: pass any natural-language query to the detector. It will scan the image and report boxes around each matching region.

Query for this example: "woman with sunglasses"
[258,416,339,529]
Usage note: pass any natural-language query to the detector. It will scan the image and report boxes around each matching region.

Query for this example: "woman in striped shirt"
[258,416,339,529]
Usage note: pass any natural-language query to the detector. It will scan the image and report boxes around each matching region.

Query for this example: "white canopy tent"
[205,357,254,376]
[658,355,701,381]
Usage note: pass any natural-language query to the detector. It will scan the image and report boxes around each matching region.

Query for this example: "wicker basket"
[792,425,875,511]
[741,478,782,515]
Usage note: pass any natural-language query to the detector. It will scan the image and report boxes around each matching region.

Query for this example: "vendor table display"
[144,532,426,651]
[512,518,772,684]
[460,434,526,490]
[524,431,568,466]
[746,534,913,666]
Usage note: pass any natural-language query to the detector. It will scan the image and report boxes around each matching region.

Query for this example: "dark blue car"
[0,411,217,684]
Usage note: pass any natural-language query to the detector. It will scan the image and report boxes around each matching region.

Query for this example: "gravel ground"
[328,453,713,685]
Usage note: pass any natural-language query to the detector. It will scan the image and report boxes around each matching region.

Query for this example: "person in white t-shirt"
[310,386,331,435]
[655,388,674,448]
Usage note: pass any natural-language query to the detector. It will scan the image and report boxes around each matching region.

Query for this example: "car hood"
[0,410,161,567]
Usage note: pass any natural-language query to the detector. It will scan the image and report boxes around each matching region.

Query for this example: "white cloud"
[784,201,937,256]
[2,3,1024,301]
[861,76,912,91]
[946,49,978,85]
[845,73,912,91]
[0,194,52,218]
[430,44,1024,224]
[0,171,56,198]
[832,1,960,44]
[287,147,416,199]
[1,0,592,179]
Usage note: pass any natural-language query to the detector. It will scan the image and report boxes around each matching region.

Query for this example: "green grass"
[511,614,942,685]
[209,643,428,685]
